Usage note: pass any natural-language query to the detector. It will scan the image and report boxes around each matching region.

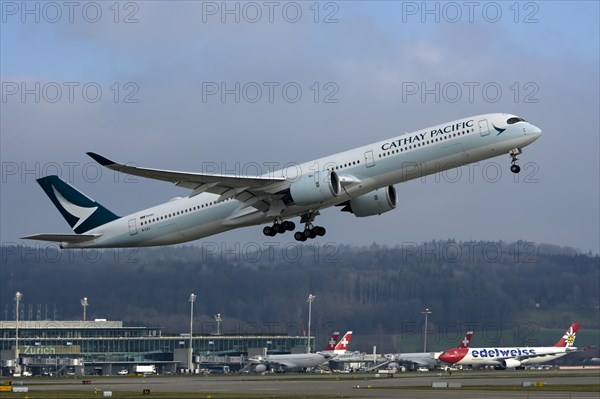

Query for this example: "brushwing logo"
[52,186,98,230]
[492,124,506,135]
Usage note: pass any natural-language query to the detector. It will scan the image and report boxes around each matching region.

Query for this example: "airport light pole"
[214,313,222,335]
[188,293,196,371]
[421,308,432,353]
[81,297,89,321]
[14,292,22,375]
[306,294,315,353]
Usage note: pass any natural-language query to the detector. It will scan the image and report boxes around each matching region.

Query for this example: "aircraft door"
[364,150,375,168]
[478,119,490,136]
[128,218,138,236]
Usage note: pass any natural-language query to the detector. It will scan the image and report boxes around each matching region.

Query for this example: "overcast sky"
[1,1,599,254]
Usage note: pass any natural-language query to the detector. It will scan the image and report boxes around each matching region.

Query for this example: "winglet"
[87,152,116,166]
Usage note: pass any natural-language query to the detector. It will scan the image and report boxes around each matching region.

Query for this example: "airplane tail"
[35,175,120,234]
[333,331,352,354]
[323,332,340,351]
[553,323,579,348]
[458,331,474,349]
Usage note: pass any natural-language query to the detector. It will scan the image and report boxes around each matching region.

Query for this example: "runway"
[7,369,600,399]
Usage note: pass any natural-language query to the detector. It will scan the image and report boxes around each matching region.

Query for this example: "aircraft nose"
[528,123,542,139]
[438,351,455,363]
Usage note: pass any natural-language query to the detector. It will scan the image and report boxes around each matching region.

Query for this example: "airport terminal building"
[0,320,311,376]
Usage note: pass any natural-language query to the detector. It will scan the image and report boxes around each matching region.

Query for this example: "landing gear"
[281,221,295,231]
[263,219,296,237]
[294,212,326,241]
[262,212,327,241]
[509,148,522,174]
[292,225,326,241]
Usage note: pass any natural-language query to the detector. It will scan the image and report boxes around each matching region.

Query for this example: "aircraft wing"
[496,351,567,362]
[263,360,298,369]
[87,152,289,212]
[391,352,439,367]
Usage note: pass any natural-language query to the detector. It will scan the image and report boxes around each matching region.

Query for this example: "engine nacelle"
[289,171,341,206]
[344,186,397,217]
[254,364,267,373]
[501,358,522,369]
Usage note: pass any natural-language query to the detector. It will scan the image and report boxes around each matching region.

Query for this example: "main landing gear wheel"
[263,220,296,237]
[294,231,307,242]
[281,221,295,231]
[294,222,327,241]
[263,226,276,237]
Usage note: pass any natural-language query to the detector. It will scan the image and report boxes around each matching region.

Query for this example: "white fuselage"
[65,113,542,248]
[258,353,330,371]
[448,347,572,366]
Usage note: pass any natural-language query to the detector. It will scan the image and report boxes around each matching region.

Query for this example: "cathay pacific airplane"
[23,113,542,248]
[438,323,579,369]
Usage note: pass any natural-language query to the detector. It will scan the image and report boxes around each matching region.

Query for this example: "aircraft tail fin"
[458,331,474,349]
[323,332,340,351]
[553,323,579,348]
[333,331,352,354]
[35,175,119,234]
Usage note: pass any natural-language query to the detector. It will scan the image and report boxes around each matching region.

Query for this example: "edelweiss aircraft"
[385,331,473,369]
[438,324,579,368]
[23,113,542,248]
[251,331,352,372]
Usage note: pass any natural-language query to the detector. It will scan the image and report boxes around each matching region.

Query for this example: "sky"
[1,1,599,254]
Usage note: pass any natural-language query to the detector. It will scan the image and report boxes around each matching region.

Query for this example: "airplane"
[251,331,352,372]
[23,113,542,248]
[438,323,579,369]
[384,331,473,370]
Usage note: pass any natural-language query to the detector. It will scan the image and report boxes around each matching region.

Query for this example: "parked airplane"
[23,113,542,248]
[251,331,352,372]
[385,331,473,369]
[438,323,579,368]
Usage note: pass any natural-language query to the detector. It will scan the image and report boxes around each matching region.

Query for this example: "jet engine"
[289,171,341,205]
[342,186,397,217]
[501,358,522,369]
[254,364,267,373]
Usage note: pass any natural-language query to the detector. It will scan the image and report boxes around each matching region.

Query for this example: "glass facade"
[0,321,312,375]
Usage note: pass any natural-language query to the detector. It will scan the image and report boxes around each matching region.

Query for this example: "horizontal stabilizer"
[21,233,101,243]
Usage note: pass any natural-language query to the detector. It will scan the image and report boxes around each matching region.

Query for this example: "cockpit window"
[507,117,526,124]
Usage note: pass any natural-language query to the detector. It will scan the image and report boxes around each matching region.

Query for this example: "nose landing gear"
[509,148,522,174]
